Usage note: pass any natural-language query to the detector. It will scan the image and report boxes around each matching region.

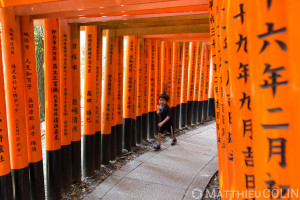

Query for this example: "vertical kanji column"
[148,39,156,139]
[0,33,13,200]
[142,39,149,140]
[198,43,207,123]
[123,36,136,150]
[187,42,197,126]
[155,40,162,134]
[161,41,167,93]
[131,37,137,147]
[116,36,124,156]
[83,26,97,176]
[95,27,102,167]
[20,15,45,199]
[193,42,202,124]
[59,19,72,192]
[44,18,61,200]
[166,42,173,98]
[180,42,189,129]
[70,23,81,183]
[171,42,178,131]
[0,9,30,199]
[247,0,292,198]
[202,45,211,121]
[176,43,183,130]
[136,39,144,144]
[102,30,115,164]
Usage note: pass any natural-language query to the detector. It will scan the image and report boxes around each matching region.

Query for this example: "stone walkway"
[86,121,218,200]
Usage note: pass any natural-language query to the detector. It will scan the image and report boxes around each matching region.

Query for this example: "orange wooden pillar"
[147,39,156,139]
[110,35,117,160]
[202,45,211,121]
[70,23,81,183]
[154,40,162,134]
[115,36,124,156]
[207,53,215,118]
[247,1,293,198]
[95,27,103,167]
[136,39,144,144]
[179,42,190,129]
[44,18,61,199]
[83,26,97,176]
[142,39,149,140]
[198,43,207,123]
[187,42,197,126]
[0,31,13,200]
[131,37,137,147]
[0,8,30,199]
[171,42,178,131]
[20,15,45,199]
[175,43,183,129]
[123,36,137,150]
[101,30,116,164]
[226,0,254,197]
[166,42,173,98]
[193,42,202,124]
[287,0,300,193]
[59,19,72,192]
[161,41,167,94]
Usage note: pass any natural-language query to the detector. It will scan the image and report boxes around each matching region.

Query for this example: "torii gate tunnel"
[0,0,298,199]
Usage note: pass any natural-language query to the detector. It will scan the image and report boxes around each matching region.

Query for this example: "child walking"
[153,93,177,150]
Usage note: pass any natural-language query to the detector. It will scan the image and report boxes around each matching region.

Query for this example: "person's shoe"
[153,144,161,151]
[171,139,177,146]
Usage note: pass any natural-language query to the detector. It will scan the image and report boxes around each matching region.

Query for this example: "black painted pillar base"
[95,131,101,170]
[175,105,180,130]
[123,118,132,151]
[83,134,95,177]
[147,112,155,139]
[180,103,187,129]
[0,173,13,200]
[46,149,62,200]
[192,101,198,125]
[29,160,45,200]
[101,134,111,165]
[61,144,72,193]
[208,98,215,118]
[71,141,81,183]
[171,107,176,132]
[136,116,142,144]
[12,166,30,200]
[141,114,147,140]
[202,100,208,122]
[197,101,203,123]
[116,124,123,157]
[186,101,193,127]
[131,119,136,147]
[110,126,116,161]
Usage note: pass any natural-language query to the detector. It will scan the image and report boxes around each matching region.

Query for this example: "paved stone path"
[86,121,218,200]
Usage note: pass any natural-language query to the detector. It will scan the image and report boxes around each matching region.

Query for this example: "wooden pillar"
[198,43,207,123]
[202,45,211,121]
[0,30,13,200]
[208,53,215,118]
[44,18,61,200]
[83,26,97,175]
[171,42,178,131]
[70,23,81,183]
[180,42,190,129]
[123,36,137,150]
[166,42,173,97]
[116,36,124,156]
[142,39,149,140]
[147,39,156,139]
[187,42,197,126]
[59,19,72,192]
[136,39,144,144]
[131,37,137,147]
[154,40,162,134]
[193,42,202,124]
[19,15,45,199]
[95,27,103,167]
[176,43,183,130]
[101,30,116,164]
[247,0,293,197]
